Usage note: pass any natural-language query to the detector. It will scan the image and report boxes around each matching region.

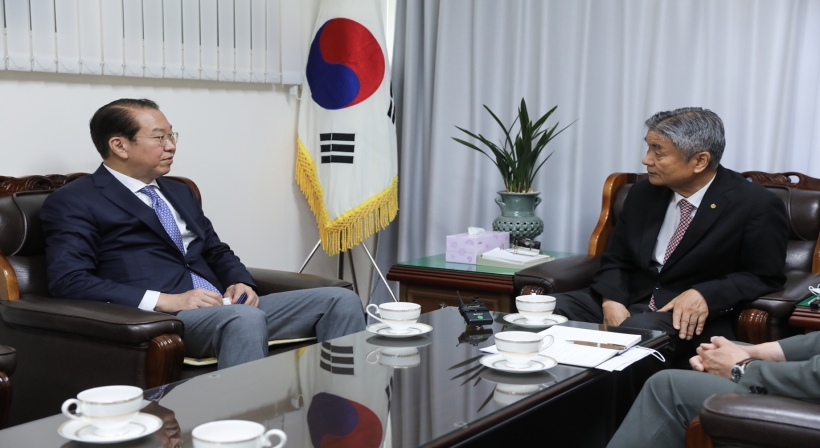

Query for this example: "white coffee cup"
[366,347,421,368]
[61,385,143,435]
[366,302,421,334]
[192,420,286,448]
[494,331,554,367]
[516,295,557,322]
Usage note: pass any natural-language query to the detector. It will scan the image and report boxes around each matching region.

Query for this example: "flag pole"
[359,233,398,302]
[299,238,396,302]
[298,240,322,274]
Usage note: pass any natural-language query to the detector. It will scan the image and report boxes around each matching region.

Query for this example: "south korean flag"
[296,0,399,256]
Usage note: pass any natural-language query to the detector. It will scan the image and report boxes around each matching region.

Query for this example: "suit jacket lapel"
[639,187,672,269]
[662,166,732,271]
[93,166,182,253]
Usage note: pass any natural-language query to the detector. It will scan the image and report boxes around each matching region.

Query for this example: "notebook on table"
[536,326,642,368]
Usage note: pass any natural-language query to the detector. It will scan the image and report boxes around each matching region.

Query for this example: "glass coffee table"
[0,308,668,447]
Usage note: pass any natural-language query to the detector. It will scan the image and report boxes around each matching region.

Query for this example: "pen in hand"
[236,292,248,305]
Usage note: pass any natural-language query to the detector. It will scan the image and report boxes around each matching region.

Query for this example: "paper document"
[595,347,657,371]
[481,325,643,368]
[537,326,641,367]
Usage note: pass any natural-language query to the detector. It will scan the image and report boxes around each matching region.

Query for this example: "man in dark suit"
[607,332,820,447]
[41,98,365,369]
[553,108,788,356]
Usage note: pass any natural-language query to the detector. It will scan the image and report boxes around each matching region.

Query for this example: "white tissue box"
[445,231,509,264]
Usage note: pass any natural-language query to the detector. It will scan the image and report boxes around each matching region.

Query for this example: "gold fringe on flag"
[295,139,399,256]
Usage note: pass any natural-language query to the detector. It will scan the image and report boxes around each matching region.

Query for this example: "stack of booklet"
[477,247,554,269]
[537,326,641,368]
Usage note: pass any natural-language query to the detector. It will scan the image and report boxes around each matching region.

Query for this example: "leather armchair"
[514,172,820,344]
[685,394,820,448]
[0,345,15,429]
[0,174,352,425]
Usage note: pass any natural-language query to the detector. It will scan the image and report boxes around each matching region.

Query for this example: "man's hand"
[155,288,223,312]
[658,288,709,340]
[602,298,631,326]
[690,336,752,378]
[225,283,259,307]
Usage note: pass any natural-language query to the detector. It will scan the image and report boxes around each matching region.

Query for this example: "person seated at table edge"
[41,98,365,369]
[607,332,820,447]
[551,107,788,359]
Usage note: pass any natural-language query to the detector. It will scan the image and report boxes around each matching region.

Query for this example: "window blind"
[0,0,302,84]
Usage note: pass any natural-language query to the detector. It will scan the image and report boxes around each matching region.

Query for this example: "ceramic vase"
[492,191,544,242]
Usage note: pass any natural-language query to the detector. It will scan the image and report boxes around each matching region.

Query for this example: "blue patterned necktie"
[139,186,221,294]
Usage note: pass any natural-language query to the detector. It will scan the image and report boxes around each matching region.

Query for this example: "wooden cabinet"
[790,308,820,332]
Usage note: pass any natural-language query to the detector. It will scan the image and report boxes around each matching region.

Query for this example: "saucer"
[366,322,433,338]
[58,412,162,444]
[366,335,433,348]
[479,353,557,373]
[503,313,568,328]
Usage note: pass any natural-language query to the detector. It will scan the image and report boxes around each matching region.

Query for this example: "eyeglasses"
[135,132,179,146]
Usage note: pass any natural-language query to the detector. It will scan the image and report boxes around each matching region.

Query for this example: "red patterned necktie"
[648,199,694,311]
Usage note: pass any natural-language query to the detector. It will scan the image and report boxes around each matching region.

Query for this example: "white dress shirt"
[103,164,198,310]
[651,173,717,271]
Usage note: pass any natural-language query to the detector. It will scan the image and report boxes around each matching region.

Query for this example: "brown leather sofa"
[514,171,820,344]
[0,174,353,425]
[0,345,15,429]
[685,394,820,448]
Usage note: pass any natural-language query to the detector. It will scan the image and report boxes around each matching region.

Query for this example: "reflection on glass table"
[0,307,667,448]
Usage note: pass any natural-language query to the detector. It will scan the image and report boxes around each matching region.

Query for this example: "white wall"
[0,0,382,303]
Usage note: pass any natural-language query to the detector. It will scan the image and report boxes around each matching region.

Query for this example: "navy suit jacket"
[41,164,256,308]
[590,165,789,316]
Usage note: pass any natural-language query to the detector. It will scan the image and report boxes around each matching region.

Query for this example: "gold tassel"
[295,140,399,256]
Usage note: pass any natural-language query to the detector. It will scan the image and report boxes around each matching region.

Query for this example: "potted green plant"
[453,98,574,241]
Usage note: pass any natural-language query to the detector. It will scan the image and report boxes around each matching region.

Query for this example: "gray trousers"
[176,287,365,369]
[607,369,737,448]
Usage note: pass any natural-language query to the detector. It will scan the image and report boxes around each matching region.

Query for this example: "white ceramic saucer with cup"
[503,313,568,328]
[493,331,555,369]
[58,412,162,443]
[515,295,557,323]
[192,420,286,448]
[60,385,144,437]
[366,302,422,334]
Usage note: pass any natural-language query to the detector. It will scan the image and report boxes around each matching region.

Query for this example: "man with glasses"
[41,98,365,369]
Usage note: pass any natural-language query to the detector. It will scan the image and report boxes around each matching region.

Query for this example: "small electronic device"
[457,292,491,326]
[512,238,541,250]
[457,326,494,346]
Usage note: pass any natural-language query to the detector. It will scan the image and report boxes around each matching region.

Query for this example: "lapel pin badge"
[710,204,716,209]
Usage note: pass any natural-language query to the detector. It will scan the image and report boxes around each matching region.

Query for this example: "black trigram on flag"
[320,133,355,164]
[319,342,355,375]
[387,83,396,124]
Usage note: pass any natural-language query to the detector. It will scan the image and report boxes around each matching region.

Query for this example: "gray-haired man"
[552,108,788,357]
